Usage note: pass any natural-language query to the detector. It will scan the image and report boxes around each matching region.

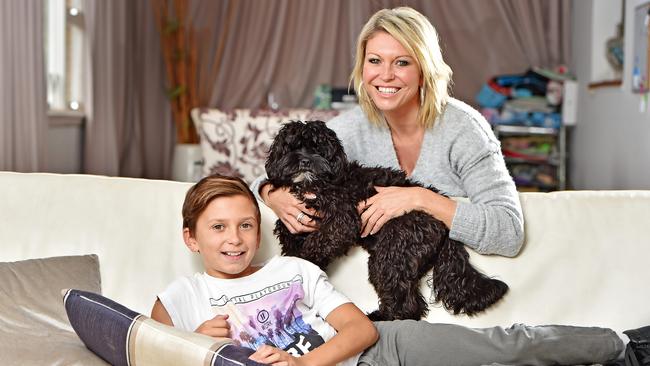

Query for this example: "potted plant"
[152,0,201,181]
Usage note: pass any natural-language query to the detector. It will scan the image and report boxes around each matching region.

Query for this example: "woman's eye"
[212,224,224,231]
[396,59,409,66]
[367,57,380,64]
[241,222,254,229]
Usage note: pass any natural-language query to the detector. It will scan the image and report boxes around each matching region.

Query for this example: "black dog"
[265,120,508,321]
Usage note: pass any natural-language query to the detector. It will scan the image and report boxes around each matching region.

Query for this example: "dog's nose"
[299,158,311,169]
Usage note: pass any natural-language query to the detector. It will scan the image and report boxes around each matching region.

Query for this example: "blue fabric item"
[64,289,136,366]
[63,289,268,366]
[476,84,507,108]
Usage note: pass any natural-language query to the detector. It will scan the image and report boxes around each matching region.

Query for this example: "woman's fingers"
[360,187,412,237]
[282,210,318,234]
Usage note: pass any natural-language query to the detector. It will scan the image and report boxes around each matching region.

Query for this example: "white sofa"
[1,171,650,363]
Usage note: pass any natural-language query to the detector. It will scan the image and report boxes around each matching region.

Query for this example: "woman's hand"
[249,345,305,366]
[262,184,318,234]
[357,186,455,237]
[194,314,231,338]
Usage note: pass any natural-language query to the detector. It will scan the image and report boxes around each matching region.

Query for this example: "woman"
[251,6,523,257]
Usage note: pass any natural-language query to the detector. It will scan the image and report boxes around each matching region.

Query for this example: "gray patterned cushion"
[192,108,340,183]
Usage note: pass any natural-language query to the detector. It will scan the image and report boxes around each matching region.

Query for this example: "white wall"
[571,0,650,189]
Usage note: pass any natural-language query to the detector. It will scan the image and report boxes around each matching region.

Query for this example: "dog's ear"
[266,121,303,179]
[315,121,348,172]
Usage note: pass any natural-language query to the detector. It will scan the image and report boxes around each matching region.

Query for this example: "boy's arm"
[303,303,378,366]
[152,298,231,338]
[151,298,174,325]
[249,302,378,366]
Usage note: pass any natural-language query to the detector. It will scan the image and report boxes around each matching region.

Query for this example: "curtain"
[0,0,47,172]
[191,0,571,108]
[79,0,571,178]
[83,0,173,179]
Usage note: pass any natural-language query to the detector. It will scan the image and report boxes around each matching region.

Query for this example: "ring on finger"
[296,212,305,223]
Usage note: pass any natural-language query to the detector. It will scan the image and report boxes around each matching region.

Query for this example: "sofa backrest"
[1,172,649,332]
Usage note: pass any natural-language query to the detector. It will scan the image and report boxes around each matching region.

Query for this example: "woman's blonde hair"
[350,7,452,128]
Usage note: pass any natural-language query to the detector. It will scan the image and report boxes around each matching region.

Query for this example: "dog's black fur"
[265,120,508,321]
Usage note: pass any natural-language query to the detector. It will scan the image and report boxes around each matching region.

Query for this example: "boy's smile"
[184,195,261,279]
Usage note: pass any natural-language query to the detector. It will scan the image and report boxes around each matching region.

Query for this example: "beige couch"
[1,171,650,363]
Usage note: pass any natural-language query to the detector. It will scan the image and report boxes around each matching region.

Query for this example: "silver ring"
[296,212,305,223]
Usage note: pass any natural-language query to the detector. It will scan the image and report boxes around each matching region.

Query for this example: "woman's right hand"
[262,184,318,234]
[195,314,231,338]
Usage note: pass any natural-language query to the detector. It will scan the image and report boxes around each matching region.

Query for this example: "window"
[45,0,85,112]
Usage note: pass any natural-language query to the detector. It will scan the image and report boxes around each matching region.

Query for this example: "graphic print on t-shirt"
[209,274,325,355]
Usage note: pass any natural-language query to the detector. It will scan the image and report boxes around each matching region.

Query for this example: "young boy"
[151,175,377,365]
[153,174,647,366]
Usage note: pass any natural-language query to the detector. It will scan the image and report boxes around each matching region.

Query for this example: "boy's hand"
[249,345,305,366]
[194,314,231,338]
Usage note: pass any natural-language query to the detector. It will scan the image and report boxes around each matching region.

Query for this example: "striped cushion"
[63,289,267,366]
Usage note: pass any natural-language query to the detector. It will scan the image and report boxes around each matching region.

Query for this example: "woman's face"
[362,31,422,115]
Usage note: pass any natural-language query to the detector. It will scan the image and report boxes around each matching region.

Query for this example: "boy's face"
[184,195,261,279]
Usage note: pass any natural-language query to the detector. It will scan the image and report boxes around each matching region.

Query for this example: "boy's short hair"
[182,174,261,234]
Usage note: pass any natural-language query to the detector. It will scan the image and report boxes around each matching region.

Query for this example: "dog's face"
[265,121,348,188]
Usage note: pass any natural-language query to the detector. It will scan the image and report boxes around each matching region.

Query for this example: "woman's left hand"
[357,186,433,237]
[248,345,305,366]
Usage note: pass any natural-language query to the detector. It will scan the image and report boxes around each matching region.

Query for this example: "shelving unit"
[494,125,567,192]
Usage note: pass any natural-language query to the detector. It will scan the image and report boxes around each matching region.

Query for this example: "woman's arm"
[250,174,318,234]
[449,149,524,257]
[357,186,456,237]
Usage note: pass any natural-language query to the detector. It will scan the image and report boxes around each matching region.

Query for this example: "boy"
[153,175,646,366]
[151,175,377,365]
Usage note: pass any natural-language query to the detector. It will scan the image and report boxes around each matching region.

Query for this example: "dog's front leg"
[274,220,308,257]
[301,218,358,270]
[364,214,441,321]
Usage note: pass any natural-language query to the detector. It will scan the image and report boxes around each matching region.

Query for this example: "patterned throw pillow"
[63,289,267,366]
[192,108,340,183]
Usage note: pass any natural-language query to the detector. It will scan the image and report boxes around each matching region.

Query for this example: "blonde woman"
[252,7,523,258]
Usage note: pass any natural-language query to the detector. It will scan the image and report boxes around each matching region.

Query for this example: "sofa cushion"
[0,254,106,364]
[63,289,267,366]
[192,108,340,183]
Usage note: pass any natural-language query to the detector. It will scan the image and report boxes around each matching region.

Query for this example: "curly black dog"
[265,120,508,321]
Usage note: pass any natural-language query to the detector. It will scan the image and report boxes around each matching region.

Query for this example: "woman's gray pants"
[358,320,624,366]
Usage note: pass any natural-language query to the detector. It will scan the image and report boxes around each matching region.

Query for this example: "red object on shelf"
[502,149,549,162]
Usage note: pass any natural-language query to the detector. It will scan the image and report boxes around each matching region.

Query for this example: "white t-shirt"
[158,255,360,366]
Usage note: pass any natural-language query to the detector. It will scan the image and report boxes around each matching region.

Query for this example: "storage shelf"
[505,157,560,166]
[494,125,568,192]
[494,125,559,136]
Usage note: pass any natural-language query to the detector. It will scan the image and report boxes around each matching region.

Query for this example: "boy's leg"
[358,320,623,366]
